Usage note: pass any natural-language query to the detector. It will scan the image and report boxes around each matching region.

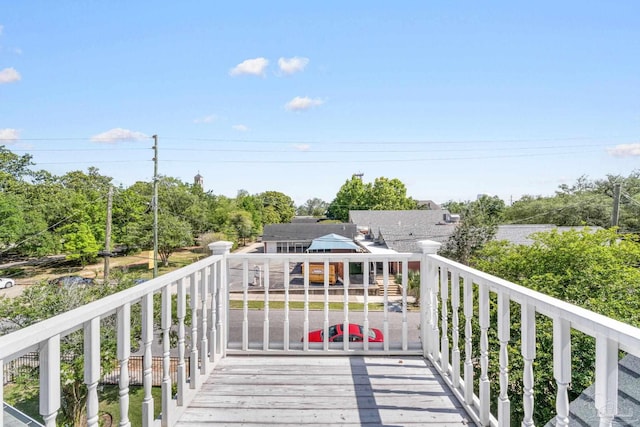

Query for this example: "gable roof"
[307,233,361,252]
[349,210,455,252]
[262,223,357,242]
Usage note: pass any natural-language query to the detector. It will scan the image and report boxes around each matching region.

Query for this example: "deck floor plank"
[176,356,475,426]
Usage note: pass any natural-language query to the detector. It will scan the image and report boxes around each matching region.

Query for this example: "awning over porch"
[306,233,361,252]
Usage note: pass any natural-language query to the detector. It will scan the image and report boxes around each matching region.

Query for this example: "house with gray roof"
[262,223,357,253]
[348,210,457,253]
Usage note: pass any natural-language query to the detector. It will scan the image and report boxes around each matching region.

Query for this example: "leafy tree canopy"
[327,175,417,221]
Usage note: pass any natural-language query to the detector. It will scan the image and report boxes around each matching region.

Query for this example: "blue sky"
[1,1,639,206]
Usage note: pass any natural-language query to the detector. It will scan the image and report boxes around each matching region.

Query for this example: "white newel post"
[209,241,232,359]
[417,240,441,360]
[595,335,618,426]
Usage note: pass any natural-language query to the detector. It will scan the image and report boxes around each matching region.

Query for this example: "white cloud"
[285,96,324,111]
[607,143,640,157]
[0,67,21,84]
[0,128,20,142]
[193,114,218,124]
[229,57,269,76]
[232,124,249,132]
[278,56,309,74]
[293,144,311,151]
[91,128,148,143]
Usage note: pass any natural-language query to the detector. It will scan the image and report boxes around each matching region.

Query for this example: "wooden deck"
[176,356,475,426]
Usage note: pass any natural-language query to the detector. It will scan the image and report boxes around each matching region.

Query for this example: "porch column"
[417,240,441,359]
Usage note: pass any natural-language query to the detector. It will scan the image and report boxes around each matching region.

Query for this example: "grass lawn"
[4,384,162,426]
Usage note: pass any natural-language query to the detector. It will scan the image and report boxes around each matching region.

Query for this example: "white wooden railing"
[1,240,639,426]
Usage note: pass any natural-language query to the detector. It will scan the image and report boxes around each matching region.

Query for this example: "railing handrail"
[428,253,640,355]
[0,253,224,361]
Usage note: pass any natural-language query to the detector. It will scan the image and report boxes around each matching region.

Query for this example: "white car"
[0,278,15,289]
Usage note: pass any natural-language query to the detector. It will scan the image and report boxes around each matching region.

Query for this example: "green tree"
[60,221,101,266]
[296,198,329,217]
[327,175,417,221]
[157,214,193,266]
[0,279,135,425]
[470,228,640,423]
[230,210,254,246]
[439,195,505,264]
[366,177,417,211]
[258,191,296,224]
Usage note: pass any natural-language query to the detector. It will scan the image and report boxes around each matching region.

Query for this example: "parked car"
[49,275,95,287]
[0,278,15,289]
[305,323,384,343]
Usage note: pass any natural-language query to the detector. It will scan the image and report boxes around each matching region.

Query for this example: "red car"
[306,323,384,343]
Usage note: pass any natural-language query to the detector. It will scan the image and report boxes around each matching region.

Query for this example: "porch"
[1,240,640,426]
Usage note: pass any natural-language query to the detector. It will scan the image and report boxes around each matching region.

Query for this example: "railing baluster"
[343,259,350,351]
[363,259,370,352]
[161,285,172,427]
[117,304,131,427]
[141,293,154,426]
[85,317,100,427]
[479,282,490,425]
[498,291,511,426]
[463,275,474,407]
[432,264,440,364]
[595,335,618,426]
[40,335,61,427]
[199,268,209,373]
[209,262,217,361]
[176,277,186,406]
[303,260,310,351]
[402,259,409,351]
[263,260,270,350]
[521,303,536,427]
[440,264,450,376]
[383,259,390,352]
[242,259,249,351]
[553,317,571,427]
[451,271,461,389]
[323,259,329,351]
[284,258,290,351]
[189,272,200,388]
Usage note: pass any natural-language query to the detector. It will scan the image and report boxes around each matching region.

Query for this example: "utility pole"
[153,135,159,278]
[611,182,621,228]
[103,186,113,282]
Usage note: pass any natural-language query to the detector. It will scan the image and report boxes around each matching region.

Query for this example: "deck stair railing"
[1,240,640,426]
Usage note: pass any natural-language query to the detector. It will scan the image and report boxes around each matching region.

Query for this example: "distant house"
[262,223,357,253]
[494,224,590,245]
[348,210,457,253]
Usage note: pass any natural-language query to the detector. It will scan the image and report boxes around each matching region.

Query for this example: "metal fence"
[4,353,189,387]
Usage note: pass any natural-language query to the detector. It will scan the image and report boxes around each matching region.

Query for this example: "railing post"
[418,240,441,360]
[209,241,232,358]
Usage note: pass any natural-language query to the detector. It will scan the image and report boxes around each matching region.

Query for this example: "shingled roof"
[348,210,456,252]
[262,223,357,242]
